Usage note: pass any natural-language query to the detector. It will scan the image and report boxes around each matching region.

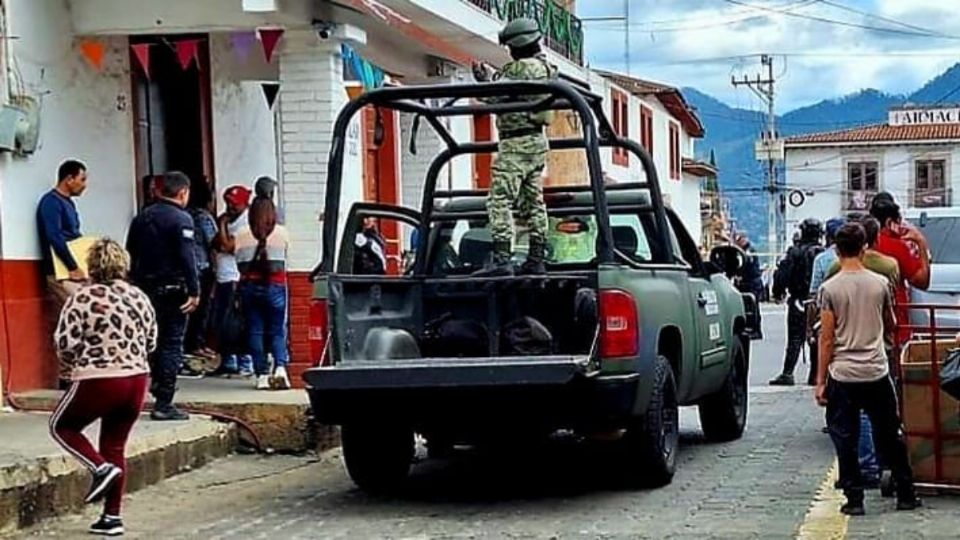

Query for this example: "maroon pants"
[49,374,148,516]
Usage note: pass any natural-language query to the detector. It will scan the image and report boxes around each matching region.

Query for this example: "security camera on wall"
[314,20,336,40]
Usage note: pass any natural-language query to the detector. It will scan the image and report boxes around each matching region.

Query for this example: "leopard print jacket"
[55,280,158,381]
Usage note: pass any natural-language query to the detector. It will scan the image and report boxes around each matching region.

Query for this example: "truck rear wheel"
[341,423,414,493]
[698,338,748,442]
[622,355,678,488]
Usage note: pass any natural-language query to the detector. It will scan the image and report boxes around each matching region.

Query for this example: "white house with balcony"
[783,104,960,229]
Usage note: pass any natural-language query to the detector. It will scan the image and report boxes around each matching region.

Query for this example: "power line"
[724,0,960,40]
[815,0,960,39]
[583,0,820,33]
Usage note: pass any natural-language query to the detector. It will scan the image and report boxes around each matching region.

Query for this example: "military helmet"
[799,217,824,240]
[499,17,542,48]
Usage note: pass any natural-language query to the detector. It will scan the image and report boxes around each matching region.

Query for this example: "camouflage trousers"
[487,150,548,247]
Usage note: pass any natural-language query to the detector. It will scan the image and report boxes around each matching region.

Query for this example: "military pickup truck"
[303,80,760,492]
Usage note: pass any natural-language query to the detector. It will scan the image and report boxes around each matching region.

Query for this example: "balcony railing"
[465,0,584,65]
[909,187,953,208]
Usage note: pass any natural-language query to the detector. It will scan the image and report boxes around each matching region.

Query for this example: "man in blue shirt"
[36,160,88,303]
[809,217,847,297]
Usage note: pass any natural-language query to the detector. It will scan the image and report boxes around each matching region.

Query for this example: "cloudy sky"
[578,0,960,112]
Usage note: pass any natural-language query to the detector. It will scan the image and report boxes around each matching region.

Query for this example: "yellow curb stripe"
[797,460,849,540]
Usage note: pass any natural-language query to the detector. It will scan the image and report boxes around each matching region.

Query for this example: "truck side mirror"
[709,245,745,278]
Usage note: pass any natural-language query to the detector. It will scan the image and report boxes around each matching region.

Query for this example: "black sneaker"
[768,374,795,386]
[89,515,124,536]
[85,464,122,504]
[896,495,923,511]
[150,406,190,421]
[840,501,865,516]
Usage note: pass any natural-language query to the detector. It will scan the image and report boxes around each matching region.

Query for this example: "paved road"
[14,309,956,539]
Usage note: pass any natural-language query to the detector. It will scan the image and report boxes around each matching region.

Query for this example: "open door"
[336,203,422,276]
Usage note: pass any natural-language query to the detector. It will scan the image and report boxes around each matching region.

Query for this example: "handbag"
[940,348,960,401]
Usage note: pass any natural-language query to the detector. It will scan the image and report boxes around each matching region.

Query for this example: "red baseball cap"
[223,185,252,207]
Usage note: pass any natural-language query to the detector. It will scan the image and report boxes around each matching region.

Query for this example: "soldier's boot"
[473,241,514,277]
[518,239,547,275]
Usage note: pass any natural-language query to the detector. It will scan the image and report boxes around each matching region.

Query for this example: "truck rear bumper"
[303,357,643,428]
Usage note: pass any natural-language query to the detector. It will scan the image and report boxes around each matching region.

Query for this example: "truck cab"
[303,80,758,492]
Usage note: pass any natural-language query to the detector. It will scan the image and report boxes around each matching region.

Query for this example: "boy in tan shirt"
[817,222,920,516]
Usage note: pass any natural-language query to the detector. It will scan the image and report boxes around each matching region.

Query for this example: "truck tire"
[698,338,748,442]
[622,355,679,488]
[341,423,414,493]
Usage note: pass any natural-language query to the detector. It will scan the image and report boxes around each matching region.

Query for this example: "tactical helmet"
[498,18,542,49]
[799,217,823,240]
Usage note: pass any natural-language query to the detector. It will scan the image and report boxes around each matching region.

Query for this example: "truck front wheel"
[622,355,679,488]
[698,338,748,442]
[341,423,414,493]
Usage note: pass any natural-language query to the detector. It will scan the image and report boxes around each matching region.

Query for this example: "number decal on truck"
[709,323,721,341]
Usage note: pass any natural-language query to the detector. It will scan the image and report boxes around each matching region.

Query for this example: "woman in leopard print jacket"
[49,238,157,536]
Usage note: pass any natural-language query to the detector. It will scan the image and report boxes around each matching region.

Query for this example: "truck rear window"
[428,211,660,274]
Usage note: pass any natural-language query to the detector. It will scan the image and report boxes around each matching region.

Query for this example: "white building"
[784,104,960,229]
[0,0,704,392]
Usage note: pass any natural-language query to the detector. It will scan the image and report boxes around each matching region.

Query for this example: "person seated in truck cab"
[353,217,387,275]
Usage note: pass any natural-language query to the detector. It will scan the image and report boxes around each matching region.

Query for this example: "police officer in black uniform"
[734,233,764,339]
[770,218,824,386]
[126,171,200,421]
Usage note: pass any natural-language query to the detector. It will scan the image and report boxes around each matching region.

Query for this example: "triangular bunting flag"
[262,83,280,109]
[131,43,152,79]
[231,31,256,62]
[257,28,284,63]
[80,40,106,71]
[176,39,201,70]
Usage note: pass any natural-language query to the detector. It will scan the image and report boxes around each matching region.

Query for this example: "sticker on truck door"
[702,290,719,316]
[709,322,721,341]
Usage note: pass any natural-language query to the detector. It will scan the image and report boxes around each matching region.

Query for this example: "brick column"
[278,31,344,387]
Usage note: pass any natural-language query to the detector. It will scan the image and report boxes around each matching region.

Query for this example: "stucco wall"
[210,32,279,198]
[1,0,135,259]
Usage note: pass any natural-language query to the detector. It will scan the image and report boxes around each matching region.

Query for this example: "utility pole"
[732,54,783,257]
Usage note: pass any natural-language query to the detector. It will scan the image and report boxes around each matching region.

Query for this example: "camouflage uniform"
[487,54,558,248]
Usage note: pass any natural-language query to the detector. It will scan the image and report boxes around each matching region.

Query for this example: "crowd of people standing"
[36,160,294,533]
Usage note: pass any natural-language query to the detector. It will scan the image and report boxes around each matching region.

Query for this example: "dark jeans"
[241,282,289,375]
[147,290,188,408]
[185,269,215,352]
[210,281,240,355]
[783,298,817,382]
[826,376,915,502]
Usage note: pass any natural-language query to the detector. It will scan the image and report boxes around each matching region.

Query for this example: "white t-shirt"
[215,212,248,284]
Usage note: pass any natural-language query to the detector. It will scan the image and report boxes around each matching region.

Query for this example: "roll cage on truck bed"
[304,77,757,493]
[313,76,669,276]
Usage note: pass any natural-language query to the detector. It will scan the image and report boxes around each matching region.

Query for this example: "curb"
[0,419,236,534]
[12,393,339,455]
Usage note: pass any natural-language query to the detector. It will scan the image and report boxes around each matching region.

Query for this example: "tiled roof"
[596,70,706,138]
[785,123,960,146]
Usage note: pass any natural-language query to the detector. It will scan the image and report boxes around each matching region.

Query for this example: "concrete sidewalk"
[12,377,336,454]
[0,411,235,534]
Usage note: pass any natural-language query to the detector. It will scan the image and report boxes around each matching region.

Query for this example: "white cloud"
[580,0,960,111]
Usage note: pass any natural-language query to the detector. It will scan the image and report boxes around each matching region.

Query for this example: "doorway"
[130,35,215,210]
[361,105,401,273]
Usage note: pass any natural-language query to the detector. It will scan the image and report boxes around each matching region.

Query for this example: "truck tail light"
[600,289,639,358]
[309,299,330,366]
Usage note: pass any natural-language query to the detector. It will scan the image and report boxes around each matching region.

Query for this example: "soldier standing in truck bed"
[472,17,558,276]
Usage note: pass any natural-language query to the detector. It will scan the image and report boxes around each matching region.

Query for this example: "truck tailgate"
[303,355,595,390]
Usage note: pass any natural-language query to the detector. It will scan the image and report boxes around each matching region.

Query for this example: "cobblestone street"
[7,310,957,539]
[0,310,930,539]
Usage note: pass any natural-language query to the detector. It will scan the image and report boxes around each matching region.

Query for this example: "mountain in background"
[684,62,960,253]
